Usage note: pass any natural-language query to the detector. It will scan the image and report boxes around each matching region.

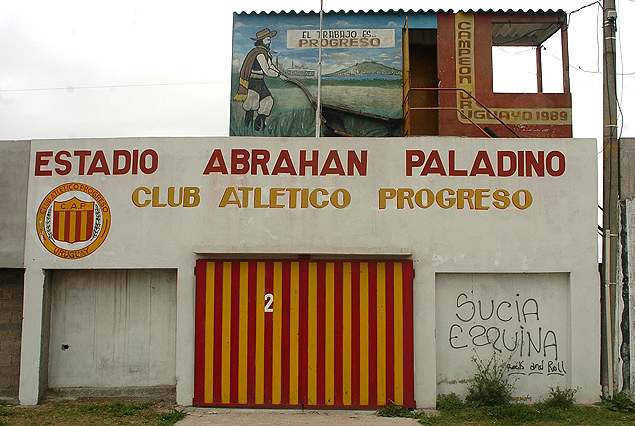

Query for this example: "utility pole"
[602,0,619,397]
[315,0,323,138]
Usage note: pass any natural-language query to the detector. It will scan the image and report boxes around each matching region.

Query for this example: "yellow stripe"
[272,262,283,404]
[376,263,387,405]
[204,262,215,403]
[289,262,300,405]
[238,262,249,403]
[255,262,266,404]
[393,262,404,405]
[69,211,77,242]
[359,262,369,406]
[325,263,335,405]
[58,211,65,240]
[307,262,318,406]
[221,262,232,403]
[342,262,352,405]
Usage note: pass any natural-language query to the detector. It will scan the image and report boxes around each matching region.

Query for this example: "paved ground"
[176,407,426,425]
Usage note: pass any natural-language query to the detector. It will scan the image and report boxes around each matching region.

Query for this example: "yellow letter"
[132,187,151,207]
[379,188,397,209]
[219,187,242,207]
[183,187,200,207]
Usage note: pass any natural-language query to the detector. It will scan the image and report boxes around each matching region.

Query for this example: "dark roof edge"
[234,8,568,16]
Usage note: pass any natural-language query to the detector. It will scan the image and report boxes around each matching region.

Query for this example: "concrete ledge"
[40,385,176,404]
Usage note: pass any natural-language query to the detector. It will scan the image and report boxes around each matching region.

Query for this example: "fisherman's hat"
[252,28,277,40]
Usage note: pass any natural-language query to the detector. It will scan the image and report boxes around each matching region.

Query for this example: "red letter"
[497,151,516,177]
[87,150,111,175]
[139,149,158,174]
[469,151,495,176]
[525,151,545,177]
[405,150,425,176]
[251,149,270,175]
[231,149,250,175]
[73,150,91,175]
[299,150,319,176]
[54,151,72,175]
[448,150,467,176]
[113,150,131,175]
[320,150,346,176]
[35,151,53,176]
[546,151,565,177]
[421,150,447,176]
[271,150,297,175]
[203,149,228,174]
[347,150,367,176]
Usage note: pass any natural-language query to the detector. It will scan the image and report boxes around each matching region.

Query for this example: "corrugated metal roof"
[234,8,568,16]
[234,9,567,46]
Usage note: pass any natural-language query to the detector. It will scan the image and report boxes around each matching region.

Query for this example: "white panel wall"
[47,269,176,388]
[436,273,570,401]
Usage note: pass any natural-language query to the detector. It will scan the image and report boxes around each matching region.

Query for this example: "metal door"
[194,259,414,408]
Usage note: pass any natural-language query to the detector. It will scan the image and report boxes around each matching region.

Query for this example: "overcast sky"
[1,0,633,144]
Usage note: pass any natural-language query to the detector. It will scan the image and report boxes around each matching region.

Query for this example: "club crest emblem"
[36,183,111,259]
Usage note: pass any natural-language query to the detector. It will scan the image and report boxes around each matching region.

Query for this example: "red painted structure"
[194,259,414,408]
[405,10,572,138]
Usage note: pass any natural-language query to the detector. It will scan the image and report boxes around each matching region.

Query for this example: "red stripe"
[402,261,415,407]
[193,260,207,404]
[385,261,395,405]
[333,261,344,406]
[316,262,326,406]
[247,262,257,404]
[263,261,274,404]
[281,261,291,405]
[350,261,361,406]
[298,260,308,407]
[212,261,224,404]
[230,261,241,404]
[368,261,378,407]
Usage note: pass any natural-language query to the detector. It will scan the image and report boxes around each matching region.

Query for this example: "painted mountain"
[324,61,401,78]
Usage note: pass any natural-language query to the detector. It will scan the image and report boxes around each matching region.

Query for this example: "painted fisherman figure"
[233,28,289,131]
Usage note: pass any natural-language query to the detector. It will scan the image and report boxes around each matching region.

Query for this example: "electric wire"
[0,81,226,93]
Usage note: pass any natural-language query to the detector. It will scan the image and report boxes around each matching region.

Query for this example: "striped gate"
[193,259,414,408]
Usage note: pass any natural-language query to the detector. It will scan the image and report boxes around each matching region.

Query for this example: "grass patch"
[376,401,419,418]
[0,402,186,426]
[379,402,635,425]
[436,393,463,411]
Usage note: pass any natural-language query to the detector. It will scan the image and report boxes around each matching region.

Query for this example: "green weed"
[436,393,463,411]
[601,391,635,413]
[376,401,418,418]
[465,352,515,407]
[540,386,579,410]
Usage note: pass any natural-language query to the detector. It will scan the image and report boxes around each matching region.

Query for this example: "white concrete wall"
[0,141,30,268]
[19,137,599,407]
[436,273,570,401]
[47,269,176,389]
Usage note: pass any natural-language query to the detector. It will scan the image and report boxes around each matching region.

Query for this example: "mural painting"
[230,11,436,137]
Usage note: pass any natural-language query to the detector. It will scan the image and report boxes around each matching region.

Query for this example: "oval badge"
[36,183,111,259]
